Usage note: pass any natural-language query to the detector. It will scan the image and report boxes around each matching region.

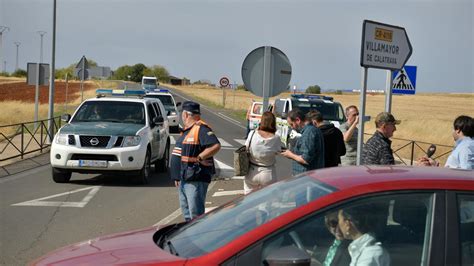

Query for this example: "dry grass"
[0,77,25,84]
[169,84,474,164]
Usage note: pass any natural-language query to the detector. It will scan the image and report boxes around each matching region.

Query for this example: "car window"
[71,101,145,124]
[152,102,162,117]
[147,103,157,126]
[160,175,335,258]
[145,95,176,112]
[291,100,345,122]
[458,194,474,264]
[255,193,434,266]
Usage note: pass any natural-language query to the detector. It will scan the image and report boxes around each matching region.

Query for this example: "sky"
[1,0,473,93]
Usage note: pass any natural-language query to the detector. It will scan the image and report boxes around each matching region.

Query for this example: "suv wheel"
[138,150,151,184]
[155,141,170,173]
[52,168,72,183]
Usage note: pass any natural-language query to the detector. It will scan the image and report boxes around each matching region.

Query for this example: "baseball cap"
[181,101,201,114]
[375,112,401,125]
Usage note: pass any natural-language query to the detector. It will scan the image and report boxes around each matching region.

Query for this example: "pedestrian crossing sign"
[392,65,417,94]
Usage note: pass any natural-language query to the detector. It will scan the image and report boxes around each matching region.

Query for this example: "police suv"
[145,88,180,133]
[50,89,170,184]
[273,94,346,148]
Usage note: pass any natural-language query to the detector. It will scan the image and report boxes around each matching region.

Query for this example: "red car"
[32,166,474,266]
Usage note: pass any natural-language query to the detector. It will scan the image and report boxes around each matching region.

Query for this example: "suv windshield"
[143,79,156,85]
[146,95,175,112]
[159,175,334,258]
[71,101,145,124]
[292,100,345,122]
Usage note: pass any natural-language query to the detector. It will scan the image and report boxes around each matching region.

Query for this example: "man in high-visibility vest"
[170,101,221,221]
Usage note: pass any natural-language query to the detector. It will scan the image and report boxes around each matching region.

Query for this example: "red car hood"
[31,226,184,266]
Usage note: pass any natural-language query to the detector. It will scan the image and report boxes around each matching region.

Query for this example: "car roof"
[307,166,474,193]
[84,97,159,104]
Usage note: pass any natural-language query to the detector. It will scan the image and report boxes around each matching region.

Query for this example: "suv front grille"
[71,154,118,161]
[79,136,110,148]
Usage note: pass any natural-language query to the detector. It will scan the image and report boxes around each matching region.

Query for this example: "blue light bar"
[150,88,169,93]
[291,94,333,101]
[96,89,146,97]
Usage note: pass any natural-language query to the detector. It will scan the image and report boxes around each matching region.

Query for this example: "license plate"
[78,160,107,168]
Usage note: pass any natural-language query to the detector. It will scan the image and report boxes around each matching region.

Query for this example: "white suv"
[145,88,180,133]
[50,89,170,184]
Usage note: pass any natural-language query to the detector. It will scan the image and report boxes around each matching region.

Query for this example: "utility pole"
[47,0,57,142]
[14,41,20,71]
[35,31,47,126]
[0,26,9,72]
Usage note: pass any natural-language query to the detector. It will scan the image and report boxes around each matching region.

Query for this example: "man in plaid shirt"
[363,112,400,165]
[281,108,325,175]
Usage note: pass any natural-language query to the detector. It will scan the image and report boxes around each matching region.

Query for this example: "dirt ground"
[0,81,96,104]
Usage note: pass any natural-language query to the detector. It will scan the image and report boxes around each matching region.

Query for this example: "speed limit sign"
[219,77,230,88]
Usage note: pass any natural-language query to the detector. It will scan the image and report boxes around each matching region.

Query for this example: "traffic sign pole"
[356,67,369,166]
[385,70,393,113]
[262,46,271,111]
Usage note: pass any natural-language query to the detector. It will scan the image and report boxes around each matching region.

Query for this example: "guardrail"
[0,116,61,163]
[366,133,453,166]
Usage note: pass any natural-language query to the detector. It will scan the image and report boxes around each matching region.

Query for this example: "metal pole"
[356,67,369,165]
[47,0,56,142]
[0,26,10,73]
[35,31,46,128]
[65,73,68,113]
[262,46,271,111]
[385,70,393,113]
[14,42,20,71]
[81,57,84,102]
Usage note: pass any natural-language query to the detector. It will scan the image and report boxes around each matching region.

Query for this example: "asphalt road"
[0,88,292,265]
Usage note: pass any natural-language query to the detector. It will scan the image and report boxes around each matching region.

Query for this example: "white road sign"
[361,20,412,70]
[219,76,230,87]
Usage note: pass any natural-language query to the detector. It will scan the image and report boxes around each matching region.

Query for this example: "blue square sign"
[392,65,417,95]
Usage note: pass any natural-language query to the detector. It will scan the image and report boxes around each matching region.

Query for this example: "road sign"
[361,20,412,70]
[219,77,230,87]
[241,46,292,98]
[74,68,89,80]
[27,63,50,85]
[75,55,89,69]
[392,65,417,94]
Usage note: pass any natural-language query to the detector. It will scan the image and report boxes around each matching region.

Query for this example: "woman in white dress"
[244,111,283,195]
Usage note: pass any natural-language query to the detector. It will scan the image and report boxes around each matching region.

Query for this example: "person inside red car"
[338,205,391,266]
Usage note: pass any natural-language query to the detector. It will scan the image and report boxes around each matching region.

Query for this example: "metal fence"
[366,134,454,166]
[0,116,61,163]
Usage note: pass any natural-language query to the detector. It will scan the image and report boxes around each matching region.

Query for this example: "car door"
[152,102,167,159]
[226,192,444,266]
[147,103,160,160]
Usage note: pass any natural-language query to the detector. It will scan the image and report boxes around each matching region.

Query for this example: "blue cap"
[182,101,200,114]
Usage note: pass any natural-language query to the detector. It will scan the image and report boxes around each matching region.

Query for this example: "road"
[0,89,292,265]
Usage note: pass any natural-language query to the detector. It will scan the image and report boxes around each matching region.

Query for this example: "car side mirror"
[61,114,71,122]
[281,112,288,119]
[167,110,171,116]
[176,102,182,107]
[264,246,311,266]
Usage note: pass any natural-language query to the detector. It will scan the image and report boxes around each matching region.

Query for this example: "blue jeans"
[178,181,209,221]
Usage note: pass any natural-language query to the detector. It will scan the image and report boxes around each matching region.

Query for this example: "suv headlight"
[55,134,68,145]
[123,136,141,147]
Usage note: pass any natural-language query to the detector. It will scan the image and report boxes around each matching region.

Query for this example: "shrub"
[12,69,27,77]
[306,85,321,94]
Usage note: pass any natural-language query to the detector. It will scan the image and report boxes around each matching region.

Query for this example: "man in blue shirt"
[281,108,325,175]
[418,115,474,169]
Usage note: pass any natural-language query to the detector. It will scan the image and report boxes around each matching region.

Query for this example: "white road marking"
[234,139,246,145]
[218,138,232,147]
[231,176,245,180]
[12,186,101,208]
[217,112,242,125]
[212,190,244,197]
[205,207,218,213]
[214,159,234,170]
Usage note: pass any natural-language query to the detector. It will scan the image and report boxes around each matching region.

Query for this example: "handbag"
[233,131,255,176]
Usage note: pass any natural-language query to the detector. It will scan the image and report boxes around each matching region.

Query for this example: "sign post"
[219,76,230,108]
[27,63,50,129]
[357,20,413,165]
[75,55,89,102]
[241,46,292,111]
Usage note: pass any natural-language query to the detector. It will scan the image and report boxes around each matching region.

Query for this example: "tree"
[130,63,147,82]
[306,85,321,94]
[12,69,27,77]
[150,65,169,83]
[113,65,133,80]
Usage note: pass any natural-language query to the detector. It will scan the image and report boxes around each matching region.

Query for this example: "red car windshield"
[159,175,335,258]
